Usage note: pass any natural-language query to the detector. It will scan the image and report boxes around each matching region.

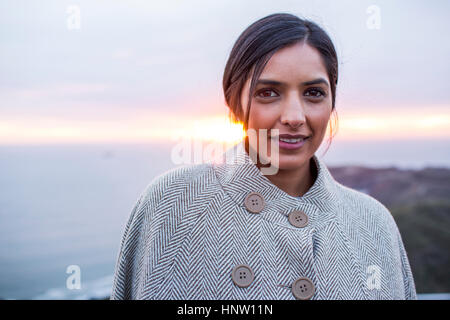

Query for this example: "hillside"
[329,165,450,293]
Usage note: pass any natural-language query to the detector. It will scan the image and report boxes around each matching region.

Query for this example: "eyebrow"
[256,77,329,87]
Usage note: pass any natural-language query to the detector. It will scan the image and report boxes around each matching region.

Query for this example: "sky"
[0,0,449,145]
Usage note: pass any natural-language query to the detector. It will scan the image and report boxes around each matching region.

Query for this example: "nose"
[280,95,306,128]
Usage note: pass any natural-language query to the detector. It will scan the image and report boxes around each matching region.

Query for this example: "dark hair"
[222,13,339,151]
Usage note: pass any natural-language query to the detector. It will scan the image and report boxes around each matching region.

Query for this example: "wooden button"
[244,192,265,213]
[292,277,315,300]
[231,264,255,288]
[288,210,308,228]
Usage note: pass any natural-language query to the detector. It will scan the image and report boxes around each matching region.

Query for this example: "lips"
[271,133,311,143]
[267,133,311,150]
[278,133,310,139]
[279,137,306,143]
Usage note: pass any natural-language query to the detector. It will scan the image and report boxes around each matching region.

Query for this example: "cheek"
[308,108,332,137]
[248,105,278,129]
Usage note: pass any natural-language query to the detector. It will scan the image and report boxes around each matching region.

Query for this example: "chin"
[275,154,310,171]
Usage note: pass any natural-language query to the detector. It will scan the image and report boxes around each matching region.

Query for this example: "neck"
[264,158,316,197]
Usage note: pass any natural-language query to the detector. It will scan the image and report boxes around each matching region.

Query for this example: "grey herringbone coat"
[111,140,417,300]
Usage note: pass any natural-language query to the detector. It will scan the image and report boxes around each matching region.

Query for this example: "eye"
[305,87,326,99]
[255,88,278,98]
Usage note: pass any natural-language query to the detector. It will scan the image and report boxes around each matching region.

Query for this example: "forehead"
[260,42,328,82]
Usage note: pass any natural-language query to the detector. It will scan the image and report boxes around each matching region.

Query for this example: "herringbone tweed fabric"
[111,140,417,300]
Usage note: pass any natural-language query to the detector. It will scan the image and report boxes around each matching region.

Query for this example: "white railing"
[418,293,450,300]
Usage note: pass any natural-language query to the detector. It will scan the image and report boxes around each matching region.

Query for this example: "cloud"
[0,83,110,102]
[111,48,135,60]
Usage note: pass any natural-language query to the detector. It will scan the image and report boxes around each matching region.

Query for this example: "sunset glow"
[0,109,449,145]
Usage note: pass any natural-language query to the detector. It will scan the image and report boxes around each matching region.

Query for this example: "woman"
[111,13,417,300]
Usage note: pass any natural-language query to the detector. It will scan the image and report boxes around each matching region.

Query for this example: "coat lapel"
[213,139,341,227]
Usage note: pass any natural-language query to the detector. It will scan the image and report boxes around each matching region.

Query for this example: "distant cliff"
[329,165,450,293]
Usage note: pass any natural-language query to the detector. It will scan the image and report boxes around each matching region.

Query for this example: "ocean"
[1,139,449,299]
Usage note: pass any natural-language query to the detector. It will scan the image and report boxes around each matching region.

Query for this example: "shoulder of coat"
[139,162,216,205]
[334,182,397,227]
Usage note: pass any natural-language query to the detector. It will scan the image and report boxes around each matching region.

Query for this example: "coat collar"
[212,139,340,227]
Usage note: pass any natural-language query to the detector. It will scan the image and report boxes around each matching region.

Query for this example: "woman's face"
[240,41,333,171]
